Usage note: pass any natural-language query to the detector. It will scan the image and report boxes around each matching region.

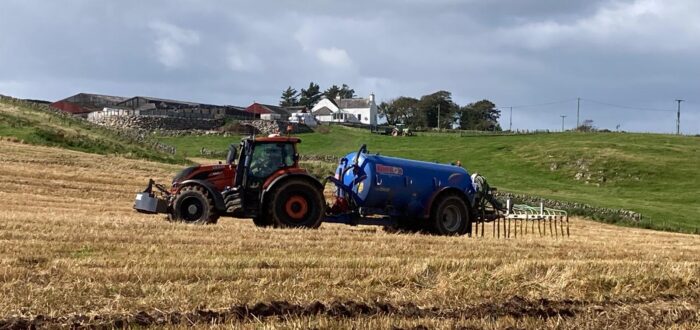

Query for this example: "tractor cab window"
[248,143,295,179]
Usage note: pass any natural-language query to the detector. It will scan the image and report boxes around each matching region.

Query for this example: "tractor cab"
[234,137,301,189]
[226,136,305,219]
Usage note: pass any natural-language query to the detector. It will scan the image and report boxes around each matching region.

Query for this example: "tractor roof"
[251,136,301,144]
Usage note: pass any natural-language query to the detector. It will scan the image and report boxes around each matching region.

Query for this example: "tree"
[416,91,458,129]
[576,119,595,132]
[324,85,341,100]
[299,82,322,108]
[379,97,419,125]
[339,84,355,99]
[324,84,355,100]
[279,86,299,107]
[458,100,501,131]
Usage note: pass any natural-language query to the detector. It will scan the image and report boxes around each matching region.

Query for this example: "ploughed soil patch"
[0,296,696,329]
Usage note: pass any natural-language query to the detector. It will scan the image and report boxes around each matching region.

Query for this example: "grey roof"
[286,105,308,113]
[260,104,294,116]
[61,93,128,104]
[224,105,247,111]
[339,98,370,109]
[128,96,202,107]
[313,106,334,115]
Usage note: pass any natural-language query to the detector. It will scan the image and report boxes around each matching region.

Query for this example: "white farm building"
[311,94,378,125]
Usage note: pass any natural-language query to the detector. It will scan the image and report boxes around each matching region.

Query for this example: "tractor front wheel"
[252,213,273,227]
[269,179,324,228]
[171,186,219,224]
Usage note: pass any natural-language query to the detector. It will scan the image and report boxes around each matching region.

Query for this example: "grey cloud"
[0,0,698,133]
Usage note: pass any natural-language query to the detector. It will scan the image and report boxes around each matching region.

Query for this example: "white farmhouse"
[311,93,378,125]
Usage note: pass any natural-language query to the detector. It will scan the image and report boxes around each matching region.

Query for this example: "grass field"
[0,97,185,164]
[0,141,698,329]
[158,126,700,233]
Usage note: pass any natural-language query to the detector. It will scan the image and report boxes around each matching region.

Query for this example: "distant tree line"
[379,90,501,131]
[280,82,355,108]
[279,84,501,131]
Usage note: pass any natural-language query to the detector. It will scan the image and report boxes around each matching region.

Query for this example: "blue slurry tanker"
[325,144,498,235]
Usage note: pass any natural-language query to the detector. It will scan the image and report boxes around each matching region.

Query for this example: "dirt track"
[1,295,696,329]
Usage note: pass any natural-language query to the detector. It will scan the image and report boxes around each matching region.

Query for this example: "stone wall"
[494,191,643,223]
[88,115,224,131]
[243,120,314,135]
[87,113,313,135]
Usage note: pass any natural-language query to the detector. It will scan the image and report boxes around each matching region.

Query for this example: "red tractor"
[134,136,325,228]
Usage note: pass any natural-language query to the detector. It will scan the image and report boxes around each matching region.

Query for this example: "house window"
[358,114,362,121]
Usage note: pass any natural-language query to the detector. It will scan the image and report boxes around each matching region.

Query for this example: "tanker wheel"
[269,179,324,228]
[172,186,219,224]
[430,193,469,236]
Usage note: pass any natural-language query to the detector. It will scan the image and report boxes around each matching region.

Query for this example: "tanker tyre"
[269,179,324,229]
[171,185,219,224]
[430,193,469,236]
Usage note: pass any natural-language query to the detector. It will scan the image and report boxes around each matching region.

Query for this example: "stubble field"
[0,141,698,329]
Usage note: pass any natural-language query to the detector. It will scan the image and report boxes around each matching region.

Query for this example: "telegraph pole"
[437,104,441,130]
[675,99,683,135]
[576,97,580,129]
[560,115,567,132]
[509,106,513,132]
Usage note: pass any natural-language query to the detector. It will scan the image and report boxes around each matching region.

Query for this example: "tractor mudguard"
[261,173,324,205]
[178,179,226,211]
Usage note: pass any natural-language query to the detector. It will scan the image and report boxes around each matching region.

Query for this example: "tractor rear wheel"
[430,193,469,236]
[172,185,219,224]
[269,179,324,228]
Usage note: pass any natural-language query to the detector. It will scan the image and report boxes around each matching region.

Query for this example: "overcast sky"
[1,0,698,133]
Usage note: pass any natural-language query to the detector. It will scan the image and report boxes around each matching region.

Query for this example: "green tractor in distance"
[392,124,413,137]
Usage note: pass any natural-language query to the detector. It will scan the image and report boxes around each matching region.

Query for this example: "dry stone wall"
[494,192,643,223]
[87,113,313,135]
[88,115,224,131]
[243,120,314,135]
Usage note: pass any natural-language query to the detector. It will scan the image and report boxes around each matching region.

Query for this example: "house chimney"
[335,94,341,102]
[369,93,375,104]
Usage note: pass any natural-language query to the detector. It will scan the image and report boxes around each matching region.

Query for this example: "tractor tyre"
[252,211,273,227]
[171,185,219,224]
[430,193,469,236]
[269,179,325,229]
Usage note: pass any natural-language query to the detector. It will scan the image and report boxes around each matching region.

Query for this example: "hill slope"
[158,126,700,233]
[0,96,185,164]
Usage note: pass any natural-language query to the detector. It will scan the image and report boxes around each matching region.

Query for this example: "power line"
[582,98,674,113]
[560,115,567,132]
[676,99,683,135]
[509,106,512,132]
[503,98,577,109]
[576,97,580,128]
[494,97,693,132]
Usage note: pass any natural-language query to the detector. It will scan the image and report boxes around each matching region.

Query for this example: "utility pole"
[576,97,580,129]
[509,106,513,132]
[560,115,567,132]
[675,99,683,135]
[437,104,441,130]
